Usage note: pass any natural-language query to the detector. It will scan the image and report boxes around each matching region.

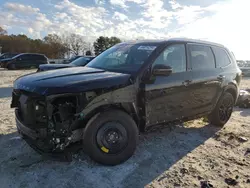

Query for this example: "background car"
[240,66,250,76]
[62,55,83,64]
[1,53,49,70]
[37,56,95,72]
[0,52,19,60]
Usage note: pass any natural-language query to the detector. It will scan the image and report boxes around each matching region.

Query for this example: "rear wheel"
[83,109,138,165]
[208,92,234,126]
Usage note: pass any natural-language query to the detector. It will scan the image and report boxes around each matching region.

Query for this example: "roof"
[123,38,225,48]
[16,53,46,56]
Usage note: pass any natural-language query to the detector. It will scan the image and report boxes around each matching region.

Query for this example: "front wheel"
[208,92,234,126]
[83,109,139,165]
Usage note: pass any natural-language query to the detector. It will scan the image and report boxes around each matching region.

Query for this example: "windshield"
[0,53,17,59]
[86,43,158,73]
[70,57,91,66]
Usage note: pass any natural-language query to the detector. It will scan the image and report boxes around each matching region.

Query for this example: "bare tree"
[64,34,87,56]
[43,34,68,58]
[0,26,7,35]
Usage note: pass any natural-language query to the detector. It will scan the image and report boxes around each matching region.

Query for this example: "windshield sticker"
[138,46,157,51]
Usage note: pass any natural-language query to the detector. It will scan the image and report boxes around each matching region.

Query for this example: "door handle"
[217,75,225,80]
[182,80,192,86]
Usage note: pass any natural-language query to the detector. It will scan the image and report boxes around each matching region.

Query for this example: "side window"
[33,55,42,61]
[153,44,186,73]
[17,55,29,61]
[42,55,47,60]
[29,55,36,60]
[212,47,231,67]
[188,44,215,70]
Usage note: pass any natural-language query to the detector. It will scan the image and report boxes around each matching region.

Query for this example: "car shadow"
[0,87,13,98]
[0,123,221,188]
[121,124,221,187]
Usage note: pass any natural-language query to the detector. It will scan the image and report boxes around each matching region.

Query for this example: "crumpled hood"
[39,64,75,71]
[14,67,131,96]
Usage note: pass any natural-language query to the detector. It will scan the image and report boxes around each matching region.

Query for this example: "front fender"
[81,85,137,118]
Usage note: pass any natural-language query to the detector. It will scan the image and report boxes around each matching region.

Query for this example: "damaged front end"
[11,84,138,157]
[12,90,92,155]
[11,67,138,159]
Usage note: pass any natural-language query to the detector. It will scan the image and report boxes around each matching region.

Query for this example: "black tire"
[208,92,234,126]
[83,109,139,165]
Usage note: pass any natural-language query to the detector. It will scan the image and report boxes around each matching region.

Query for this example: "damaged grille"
[12,89,47,129]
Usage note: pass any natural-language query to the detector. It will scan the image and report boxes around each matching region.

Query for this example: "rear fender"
[222,83,238,104]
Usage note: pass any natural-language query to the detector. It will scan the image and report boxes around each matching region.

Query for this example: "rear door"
[187,43,223,115]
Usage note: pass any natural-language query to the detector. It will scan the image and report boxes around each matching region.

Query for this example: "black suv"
[1,53,48,69]
[11,38,241,165]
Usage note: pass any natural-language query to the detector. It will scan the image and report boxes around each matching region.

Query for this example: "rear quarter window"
[212,47,232,68]
[37,55,46,60]
[32,55,47,61]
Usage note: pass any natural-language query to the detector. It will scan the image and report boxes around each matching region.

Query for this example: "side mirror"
[152,64,172,76]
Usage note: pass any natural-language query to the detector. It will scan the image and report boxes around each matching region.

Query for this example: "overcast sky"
[0,0,249,59]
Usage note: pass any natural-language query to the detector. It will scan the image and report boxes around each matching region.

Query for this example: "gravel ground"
[0,68,249,188]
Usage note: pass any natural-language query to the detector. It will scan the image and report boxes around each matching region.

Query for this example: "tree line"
[0,26,121,58]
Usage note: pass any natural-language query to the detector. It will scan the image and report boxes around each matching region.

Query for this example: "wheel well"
[83,104,139,128]
[225,88,237,103]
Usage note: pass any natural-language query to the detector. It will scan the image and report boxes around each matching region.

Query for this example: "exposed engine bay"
[12,90,95,154]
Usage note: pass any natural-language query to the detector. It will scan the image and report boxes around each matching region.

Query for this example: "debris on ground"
[225,178,239,186]
[245,148,250,156]
[180,168,189,174]
[236,89,250,108]
[200,181,214,188]
[238,136,248,142]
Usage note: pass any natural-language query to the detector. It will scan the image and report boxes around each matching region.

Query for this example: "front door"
[17,54,33,69]
[144,44,193,127]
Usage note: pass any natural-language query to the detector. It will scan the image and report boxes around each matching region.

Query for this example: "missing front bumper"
[15,109,84,159]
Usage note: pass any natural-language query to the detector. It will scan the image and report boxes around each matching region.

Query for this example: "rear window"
[188,44,215,70]
[212,47,231,67]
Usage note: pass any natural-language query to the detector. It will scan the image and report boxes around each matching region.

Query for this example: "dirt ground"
[0,68,249,188]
